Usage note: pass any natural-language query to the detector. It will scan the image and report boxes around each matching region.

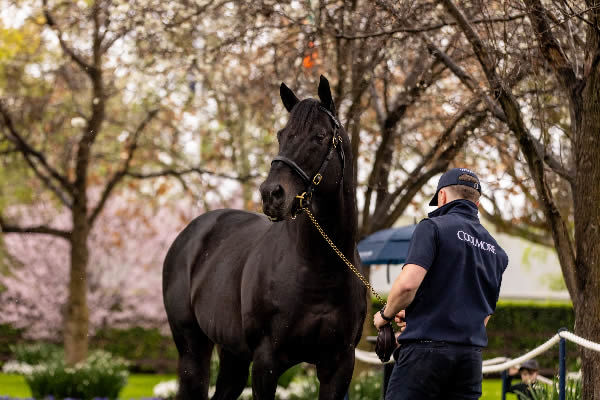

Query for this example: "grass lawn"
[0,374,175,399]
[0,373,506,399]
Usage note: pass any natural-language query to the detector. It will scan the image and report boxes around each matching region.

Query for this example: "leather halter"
[271,106,345,216]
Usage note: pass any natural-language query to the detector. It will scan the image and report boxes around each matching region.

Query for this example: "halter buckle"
[312,173,323,185]
[295,191,312,209]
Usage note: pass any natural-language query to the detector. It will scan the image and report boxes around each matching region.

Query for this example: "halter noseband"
[271,106,345,217]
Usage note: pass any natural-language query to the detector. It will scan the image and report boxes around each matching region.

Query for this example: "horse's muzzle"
[260,182,288,221]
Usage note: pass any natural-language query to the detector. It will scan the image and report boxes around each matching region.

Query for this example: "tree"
[404,0,599,396]
[0,0,226,364]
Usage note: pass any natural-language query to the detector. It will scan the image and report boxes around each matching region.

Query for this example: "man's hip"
[385,341,483,400]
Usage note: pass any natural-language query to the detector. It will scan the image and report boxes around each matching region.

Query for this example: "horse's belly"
[188,210,270,354]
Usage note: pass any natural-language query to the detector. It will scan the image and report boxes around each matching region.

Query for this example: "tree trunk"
[572,56,600,398]
[574,294,600,399]
[64,209,89,365]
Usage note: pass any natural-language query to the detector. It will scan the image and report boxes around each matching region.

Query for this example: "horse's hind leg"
[171,323,214,400]
[211,348,251,400]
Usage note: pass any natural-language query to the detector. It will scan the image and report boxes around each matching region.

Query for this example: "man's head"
[429,168,482,208]
[519,359,539,384]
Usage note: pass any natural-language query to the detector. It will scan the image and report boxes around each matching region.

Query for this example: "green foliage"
[278,364,304,388]
[91,327,177,373]
[349,370,383,399]
[10,342,62,365]
[24,350,129,400]
[0,324,23,367]
[284,370,320,399]
[528,379,582,400]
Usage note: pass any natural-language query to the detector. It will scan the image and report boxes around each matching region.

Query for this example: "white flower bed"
[152,379,315,400]
[1,360,38,375]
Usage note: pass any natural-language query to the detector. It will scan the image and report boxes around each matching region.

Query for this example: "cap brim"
[429,192,438,206]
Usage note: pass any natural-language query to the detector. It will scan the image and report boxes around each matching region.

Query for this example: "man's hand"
[373,310,389,330]
[395,310,407,334]
[373,310,407,331]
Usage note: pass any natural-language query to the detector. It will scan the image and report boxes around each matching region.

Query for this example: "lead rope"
[302,207,386,305]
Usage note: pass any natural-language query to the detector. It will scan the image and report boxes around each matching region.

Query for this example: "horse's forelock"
[286,99,324,135]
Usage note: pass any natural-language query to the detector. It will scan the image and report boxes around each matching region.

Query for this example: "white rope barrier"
[355,348,393,364]
[482,334,561,374]
[482,357,508,366]
[559,331,600,352]
[355,330,600,373]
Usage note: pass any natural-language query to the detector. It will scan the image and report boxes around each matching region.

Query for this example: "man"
[504,359,541,400]
[374,168,509,399]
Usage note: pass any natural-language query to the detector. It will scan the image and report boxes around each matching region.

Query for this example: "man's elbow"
[398,282,419,298]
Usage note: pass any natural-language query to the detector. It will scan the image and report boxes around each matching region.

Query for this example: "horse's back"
[163,209,269,354]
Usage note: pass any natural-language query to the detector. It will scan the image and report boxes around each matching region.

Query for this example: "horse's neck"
[296,184,357,262]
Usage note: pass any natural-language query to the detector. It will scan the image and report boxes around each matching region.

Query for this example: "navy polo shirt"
[398,199,508,347]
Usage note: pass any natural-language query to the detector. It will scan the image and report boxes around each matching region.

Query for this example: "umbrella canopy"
[358,224,416,265]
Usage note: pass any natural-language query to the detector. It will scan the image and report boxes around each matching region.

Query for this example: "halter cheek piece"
[271,106,345,217]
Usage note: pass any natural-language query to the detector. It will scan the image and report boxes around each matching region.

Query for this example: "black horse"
[163,76,366,400]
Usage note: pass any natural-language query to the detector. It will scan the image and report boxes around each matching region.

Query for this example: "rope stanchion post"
[501,369,508,400]
[558,328,567,400]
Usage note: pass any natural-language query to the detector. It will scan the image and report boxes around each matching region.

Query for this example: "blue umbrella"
[358,224,416,282]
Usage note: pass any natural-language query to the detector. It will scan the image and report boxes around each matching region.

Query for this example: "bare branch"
[480,197,553,248]
[423,38,507,122]
[88,109,159,225]
[125,167,258,183]
[0,100,73,195]
[523,0,581,91]
[334,13,527,39]
[425,34,575,182]
[43,0,96,76]
[0,216,71,239]
[375,110,488,232]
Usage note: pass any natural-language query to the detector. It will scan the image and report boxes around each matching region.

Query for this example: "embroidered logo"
[457,231,496,254]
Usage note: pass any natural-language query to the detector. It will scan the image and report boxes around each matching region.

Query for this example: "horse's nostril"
[271,185,284,201]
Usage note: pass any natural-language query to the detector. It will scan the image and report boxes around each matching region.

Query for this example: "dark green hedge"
[371,297,577,371]
[1,301,577,373]
[92,327,178,373]
[0,324,24,366]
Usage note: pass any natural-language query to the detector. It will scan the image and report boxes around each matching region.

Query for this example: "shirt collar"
[427,199,479,220]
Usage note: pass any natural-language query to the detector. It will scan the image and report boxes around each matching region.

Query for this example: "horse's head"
[260,76,345,221]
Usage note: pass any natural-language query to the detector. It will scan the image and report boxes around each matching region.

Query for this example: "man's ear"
[280,83,300,112]
[437,189,446,207]
[317,75,336,115]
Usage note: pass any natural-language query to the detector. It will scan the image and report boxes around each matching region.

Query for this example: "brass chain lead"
[303,207,386,305]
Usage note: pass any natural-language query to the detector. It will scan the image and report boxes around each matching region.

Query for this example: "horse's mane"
[287,99,321,134]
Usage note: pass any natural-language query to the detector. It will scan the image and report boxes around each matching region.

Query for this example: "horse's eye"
[315,131,327,142]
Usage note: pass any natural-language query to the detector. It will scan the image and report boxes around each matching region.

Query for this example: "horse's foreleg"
[251,342,282,400]
[316,349,355,400]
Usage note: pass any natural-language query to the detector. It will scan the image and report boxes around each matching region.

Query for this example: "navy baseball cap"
[519,359,539,372]
[429,168,482,206]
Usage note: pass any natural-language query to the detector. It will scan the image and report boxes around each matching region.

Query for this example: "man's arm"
[484,315,491,326]
[386,264,427,315]
[374,264,427,329]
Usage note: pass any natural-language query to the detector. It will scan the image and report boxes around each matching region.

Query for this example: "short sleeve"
[404,219,438,270]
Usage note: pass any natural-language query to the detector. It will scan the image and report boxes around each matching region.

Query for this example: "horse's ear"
[318,75,336,115]
[280,83,300,113]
